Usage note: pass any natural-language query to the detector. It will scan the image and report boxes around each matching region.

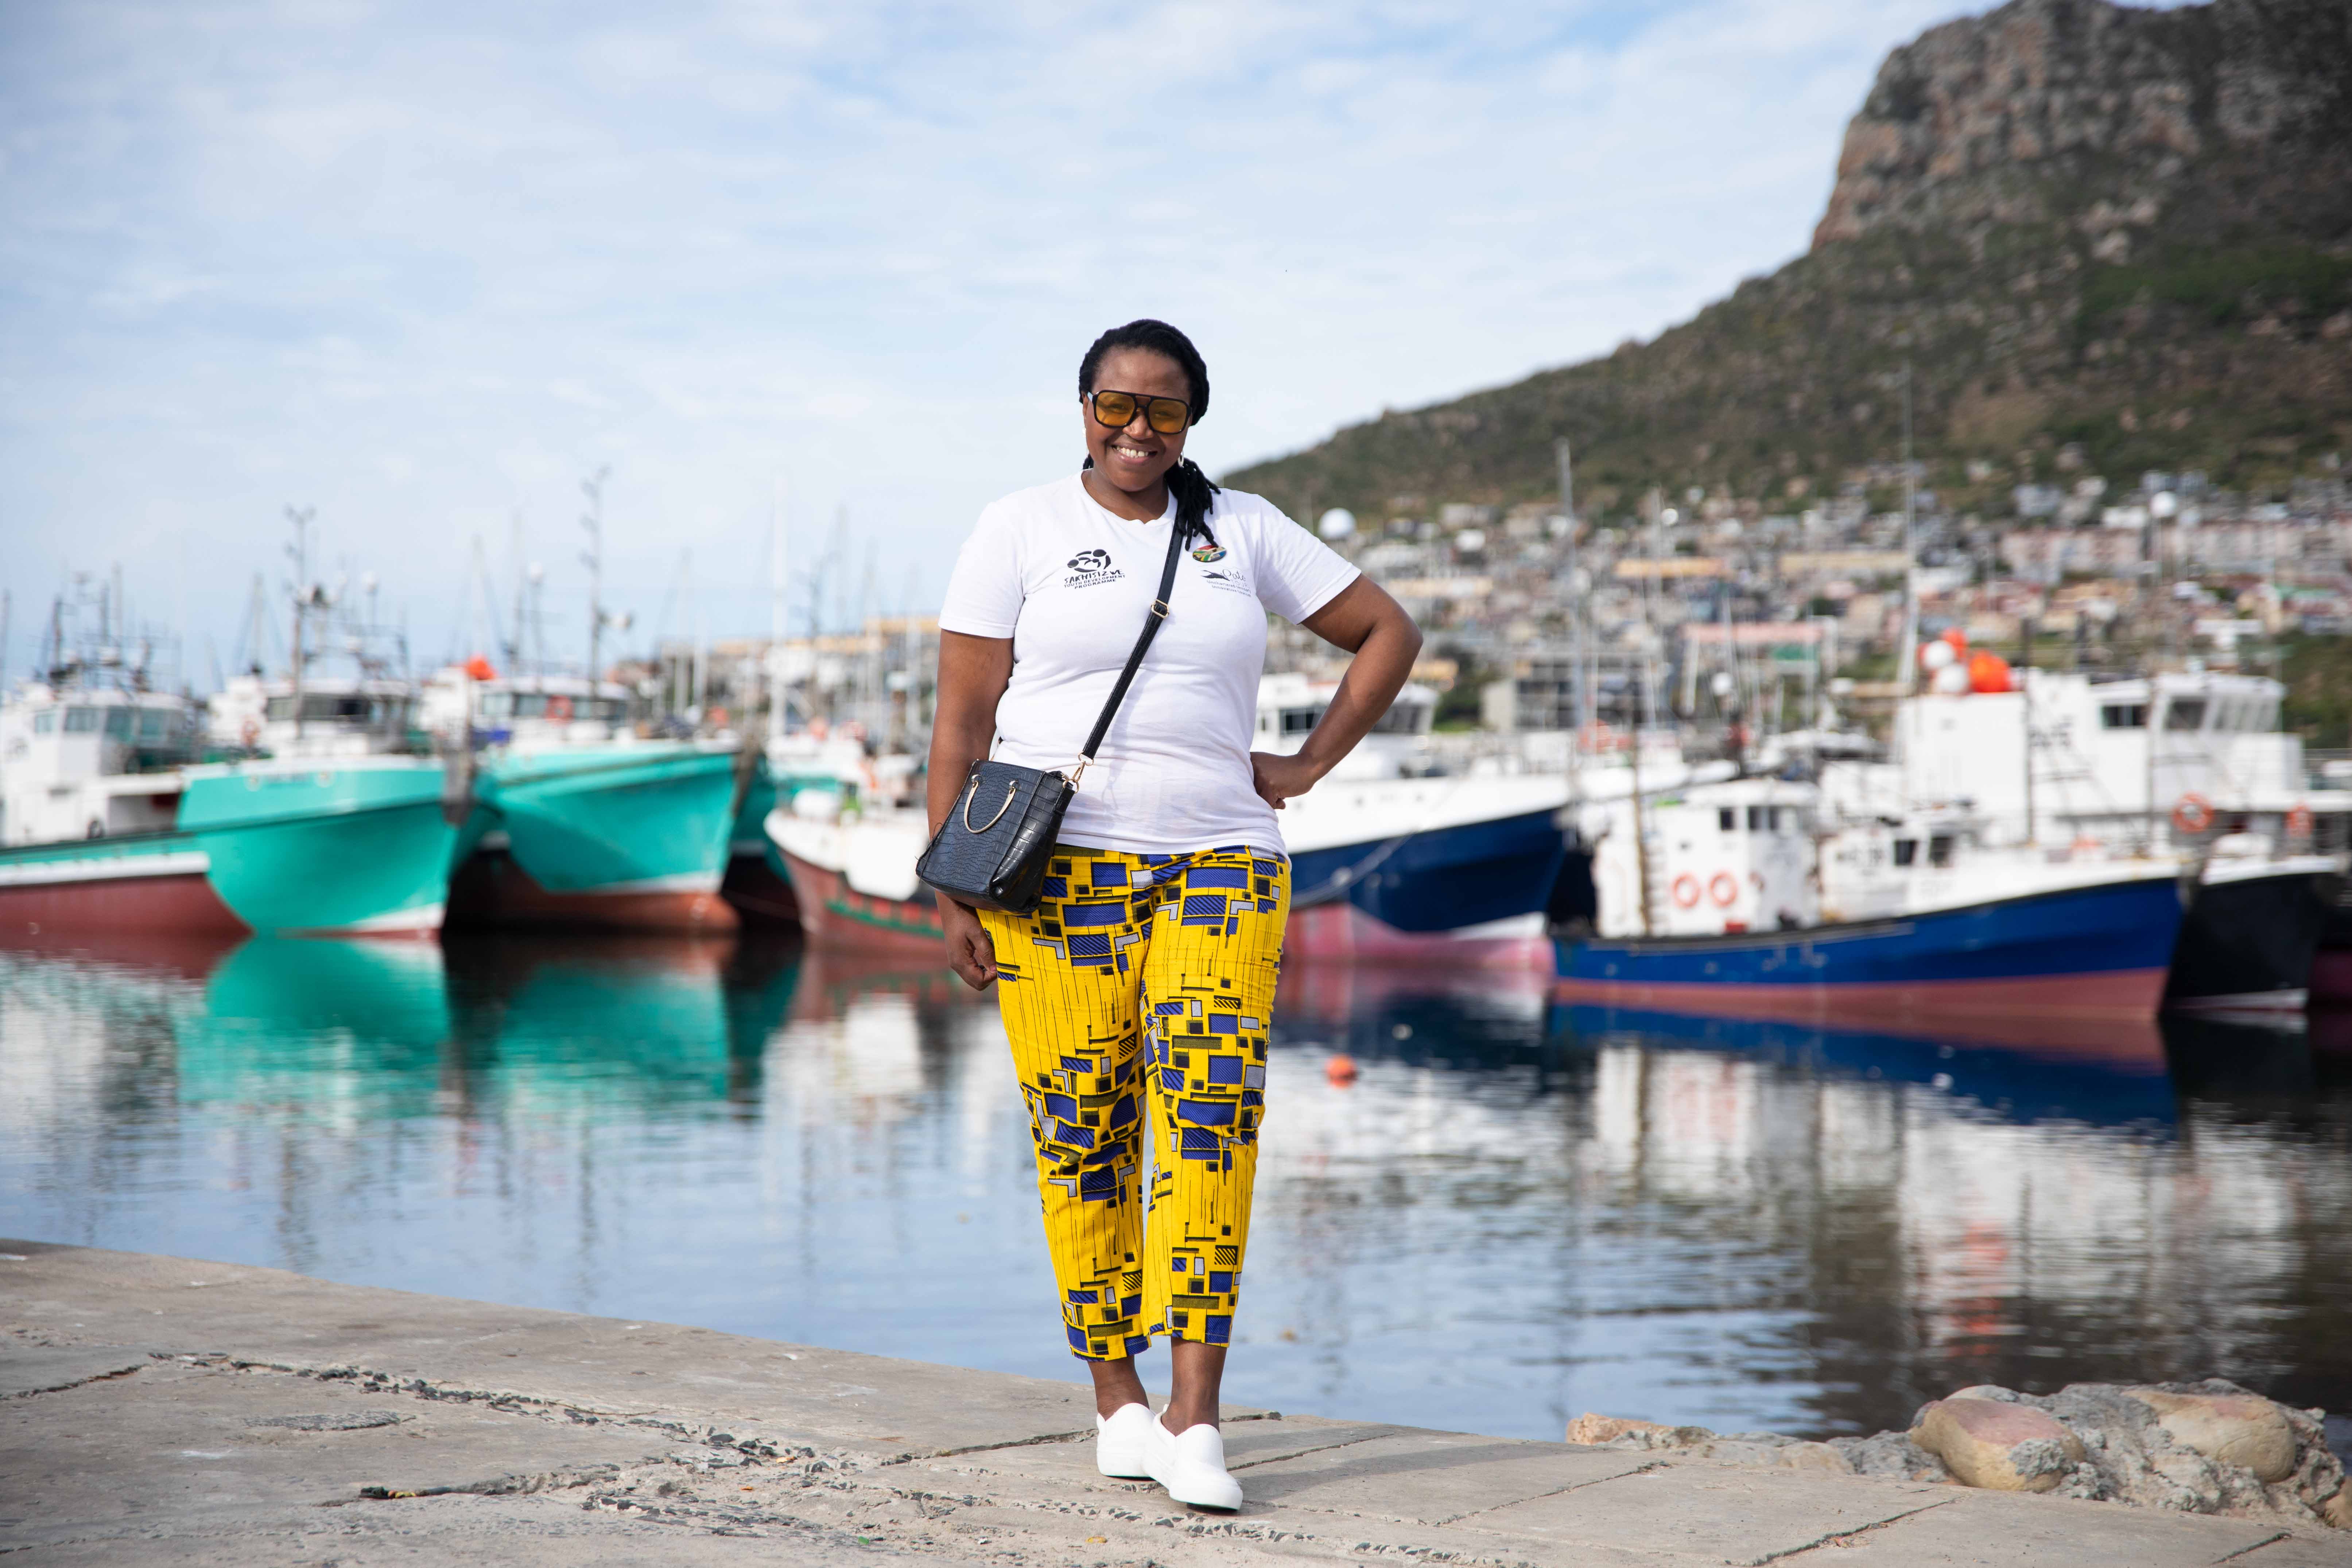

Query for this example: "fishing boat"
[1554,777,2188,1024]
[0,680,455,938]
[765,801,942,956]
[436,672,747,933]
[1261,675,1737,966]
[1876,667,2348,1013]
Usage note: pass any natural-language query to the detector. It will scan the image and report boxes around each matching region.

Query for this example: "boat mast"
[1897,356,1918,699]
[1556,438,1581,798]
[581,465,610,686]
[769,475,788,746]
[286,505,315,742]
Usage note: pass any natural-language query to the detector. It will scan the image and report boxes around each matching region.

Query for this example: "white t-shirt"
[936,474,1359,856]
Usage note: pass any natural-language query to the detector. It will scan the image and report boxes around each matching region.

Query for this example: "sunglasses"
[1087,389,1192,436]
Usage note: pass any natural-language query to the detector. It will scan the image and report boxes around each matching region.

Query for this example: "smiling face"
[1082,346,1191,502]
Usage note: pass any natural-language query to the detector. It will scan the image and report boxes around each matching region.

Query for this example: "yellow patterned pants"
[980,843,1289,1360]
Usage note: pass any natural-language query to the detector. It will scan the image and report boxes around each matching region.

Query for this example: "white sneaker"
[1096,1402,1154,1479]
[1145,1409,1243,1510]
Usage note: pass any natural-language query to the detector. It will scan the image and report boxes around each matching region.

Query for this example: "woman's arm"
[927,630,1015,989]
[1251,576,1423,808]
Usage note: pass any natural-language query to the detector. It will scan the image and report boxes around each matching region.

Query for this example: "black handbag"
[916,518,1186,915]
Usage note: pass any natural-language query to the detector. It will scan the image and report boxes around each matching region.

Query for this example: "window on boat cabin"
[1367,700,1424,735]
[2099,703,2147,729]
[479,691,512,719]
[1718,807,1736,832]
[64,707,100,733]
[594,698,626,723]
[1771,807,1793,834]
[1279,706,1323,736]
[2161,698,2207,731]
[1928,834,1954,868]
[137,709,171,741]
[1746,806,1766,831]
[32,709,57,734]
[1893,838,1919,867]
[103,707,134,739]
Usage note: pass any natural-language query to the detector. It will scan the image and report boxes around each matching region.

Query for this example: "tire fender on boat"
[2173,793,2216,834]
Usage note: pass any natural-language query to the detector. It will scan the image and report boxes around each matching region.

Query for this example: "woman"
[928,319,1419,1509]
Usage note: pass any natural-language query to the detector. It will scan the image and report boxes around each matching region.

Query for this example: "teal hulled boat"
[179,759,458,936]
[447,742,745,932]
[0,759,457,940]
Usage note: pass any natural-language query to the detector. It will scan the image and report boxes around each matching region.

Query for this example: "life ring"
[240,717,260,747]
[2286,802,2313,838]
[547,694,574,721]
[1671,873,1702,909]
[1708,872,1739,907]
[2172,793,2215,834]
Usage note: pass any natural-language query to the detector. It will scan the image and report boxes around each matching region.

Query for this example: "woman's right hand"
[939,896,998,990]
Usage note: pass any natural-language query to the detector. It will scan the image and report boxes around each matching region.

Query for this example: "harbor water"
[3,932,2348,1445]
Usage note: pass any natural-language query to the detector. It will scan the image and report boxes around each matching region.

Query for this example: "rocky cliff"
[1227,0,2352,522]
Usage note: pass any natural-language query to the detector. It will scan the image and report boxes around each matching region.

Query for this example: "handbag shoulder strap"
[1072,517,1187,780]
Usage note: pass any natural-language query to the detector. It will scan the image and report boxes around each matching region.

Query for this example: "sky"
[0,0,1988,690]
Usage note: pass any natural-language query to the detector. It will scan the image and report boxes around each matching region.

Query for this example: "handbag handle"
[962,775,1018,832]
[1067,519,1187,785]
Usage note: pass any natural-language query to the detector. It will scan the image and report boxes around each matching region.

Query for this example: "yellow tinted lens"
[1145,397,1189,434]
[1092,392,1138,427]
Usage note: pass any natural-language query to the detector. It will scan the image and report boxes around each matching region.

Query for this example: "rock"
[1909,1397,2086,1493]
[1564,1414,1712,1449]
[1831,1429,1952,1483]
[1772,1441,1854,1475]
[2323,1481,2351,1530]
[2124,1388,2297,1483]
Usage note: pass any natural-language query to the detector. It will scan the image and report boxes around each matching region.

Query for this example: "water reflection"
[0,934,2344,1443]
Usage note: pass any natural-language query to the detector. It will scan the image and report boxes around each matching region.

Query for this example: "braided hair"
[1078,318,1220,549]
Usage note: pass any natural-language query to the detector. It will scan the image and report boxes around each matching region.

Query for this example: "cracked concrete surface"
[1,1240,2336,1567]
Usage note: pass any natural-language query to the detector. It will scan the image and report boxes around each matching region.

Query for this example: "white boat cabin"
[1581,777,1820,939]
[1888,669,2350,854]
[208,674,421,758]
[472,676,630,747]
[1254,673,1437,780]
[0,684,199,845]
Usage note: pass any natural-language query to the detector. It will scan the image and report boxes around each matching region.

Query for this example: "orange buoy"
[1324,1054,1358,1086]
[1967,651,2011,693]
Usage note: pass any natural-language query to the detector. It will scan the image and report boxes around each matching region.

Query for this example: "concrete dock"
[3,1240,2341,1566]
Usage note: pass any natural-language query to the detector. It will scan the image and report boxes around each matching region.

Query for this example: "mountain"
[1224,0,2352,524]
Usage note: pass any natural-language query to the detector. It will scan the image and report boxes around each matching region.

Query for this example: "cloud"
[1,0,1979,679]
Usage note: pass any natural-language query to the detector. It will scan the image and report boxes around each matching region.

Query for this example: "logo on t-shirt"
[1199,566,1255,597]
[1191,545,1226,563]
[1062,548,1123,589]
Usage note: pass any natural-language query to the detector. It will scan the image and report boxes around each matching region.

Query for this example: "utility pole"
[286,505,317,741]
[580,465,610,683]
